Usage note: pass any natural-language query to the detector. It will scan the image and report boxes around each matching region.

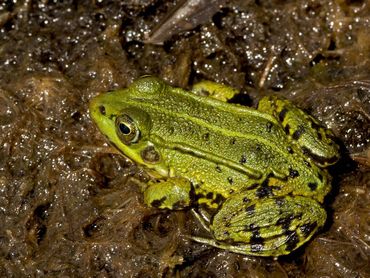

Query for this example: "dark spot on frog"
[250,227,264,242]
[229,189,234,194]
[245,204,255,215]
[299,221,318,238]
[250,228,265,252]
[318,173,323,182]
[284,124,290,134]
[215,165,222,173]
[247,183,259,190]
[98,105,106,115]
[151,196,167,208]
[278,108,288,122]
[276,214,294,231]
[230,138,236,145]
[243,197,250,203]
[266,121,273,132]
[206,192,213,199]
[211,193,225,205]
[202,132,210,141]
[256,186,274,198]
[248,223,258,230]
[289,168,299,178]
[255,178,279,198]
[227,177,234,185]
[285,230,300,251]
[239,154,247,164]
[141,146,160,163]
[304,160,312,168]
[287,146,294,154]
[308,182,318,191]
[193,192,205,202]
[292,125,305,140]
[223,230,230,236]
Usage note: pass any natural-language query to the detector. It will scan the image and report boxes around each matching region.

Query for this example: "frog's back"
[128,77,289,154]
[124,77,328,201]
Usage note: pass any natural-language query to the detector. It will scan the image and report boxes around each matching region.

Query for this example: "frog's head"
[89,77,170,176]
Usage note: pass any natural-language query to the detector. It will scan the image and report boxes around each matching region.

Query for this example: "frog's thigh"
[257,96,339,165]
[196,194,326,256]
[191,81,239,102]
[143,177,192,209]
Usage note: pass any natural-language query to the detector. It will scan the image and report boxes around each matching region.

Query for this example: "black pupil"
[119,122,131,134]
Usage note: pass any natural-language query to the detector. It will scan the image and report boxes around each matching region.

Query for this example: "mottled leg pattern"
[192,193,326,257]
[257,96,339,166]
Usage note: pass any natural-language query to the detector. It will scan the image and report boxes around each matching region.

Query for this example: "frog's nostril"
[99,105,106,115]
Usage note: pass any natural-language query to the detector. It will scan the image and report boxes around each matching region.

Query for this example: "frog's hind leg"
[192,194,327,257]
[258,96,339,167]
[191,81,240,102]
[143,177,193,210]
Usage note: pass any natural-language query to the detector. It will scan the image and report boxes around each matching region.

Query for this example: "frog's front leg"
[257,96,339,167]
[143,177,193,209]
[191,81,239,102]
[192,193,326,257]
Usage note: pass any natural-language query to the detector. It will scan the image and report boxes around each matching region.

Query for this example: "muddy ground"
[0,0,369,277]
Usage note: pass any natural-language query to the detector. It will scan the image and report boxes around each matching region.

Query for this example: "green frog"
[89,76,339,257]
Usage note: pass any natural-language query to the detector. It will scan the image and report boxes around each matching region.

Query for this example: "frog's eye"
[115,114,140,145]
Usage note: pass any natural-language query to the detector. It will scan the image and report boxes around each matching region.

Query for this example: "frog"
[89,76,339,257]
